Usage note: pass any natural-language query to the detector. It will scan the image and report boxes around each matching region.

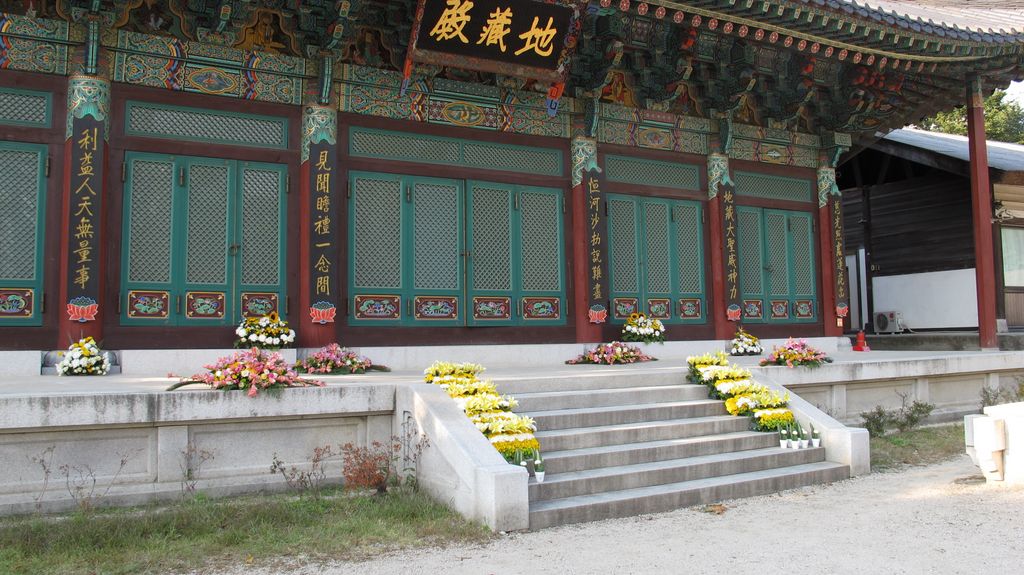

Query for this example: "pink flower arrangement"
[566,341,656,365]
[759,338,833,368]
[174,348,324,397]
[295,343,373,375]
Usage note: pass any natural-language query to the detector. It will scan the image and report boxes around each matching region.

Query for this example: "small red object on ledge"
[852,330,871,352]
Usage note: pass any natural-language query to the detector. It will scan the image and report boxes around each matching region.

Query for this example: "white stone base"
[0,351,41,376]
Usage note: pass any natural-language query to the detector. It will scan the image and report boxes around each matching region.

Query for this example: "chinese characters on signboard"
[832,199,849,321]
[414,0,574,74]
[722,186,742,322]
[309,142,339,324]
[585,167,608,324]
[66,117,103,322]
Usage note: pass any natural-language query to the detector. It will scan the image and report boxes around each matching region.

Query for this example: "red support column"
[570,136,603,343]
[966,77,999,349]
[298,104,339,349]
[58,75,109,346]
[570,175,602,343]
[818,201,840,336]
[706,195,731,340]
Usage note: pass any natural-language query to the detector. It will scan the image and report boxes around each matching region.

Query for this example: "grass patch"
[0,489,492,575]
[870,423,965,472]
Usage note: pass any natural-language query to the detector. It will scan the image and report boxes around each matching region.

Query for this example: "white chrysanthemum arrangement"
[56,336,111,376]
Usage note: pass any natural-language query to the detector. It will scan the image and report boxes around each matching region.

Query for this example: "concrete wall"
[752,352,1024,426]
[872,269,978,329]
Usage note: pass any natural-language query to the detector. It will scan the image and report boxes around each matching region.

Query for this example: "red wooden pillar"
[966,76,999,349]
[298,103,340,349]
[817,196,841,336]
[58,74,109,346]
[707,154,735,340]
[570,136,603,343]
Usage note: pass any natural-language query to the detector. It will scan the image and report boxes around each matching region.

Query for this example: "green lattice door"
[737,207,816,323]
[122,153,286,326]
[0,142,47,326]
[348,173,564,326]
[607,194,705,324]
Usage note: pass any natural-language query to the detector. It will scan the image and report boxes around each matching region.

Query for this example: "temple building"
[1,0,1022,351]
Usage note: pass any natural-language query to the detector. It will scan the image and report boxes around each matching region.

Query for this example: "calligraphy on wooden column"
[309,142,339,324]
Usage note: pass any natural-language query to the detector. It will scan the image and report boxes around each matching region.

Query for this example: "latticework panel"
[186,164,230,285]
[413,182,460,290]
[766,213,789,296]
[790,215,815,295]
[0,148,42,280]
[463,142,561,176]
[644,203,671,294]
[605,156,700,190]
[608,198,638,293]
[240,168,282,286]
[520,192,561,292]
[0,89,48,127]
[127,102,287,148]
[471,186,512,291]
[127,159,174,284]
[674,204,702,294]
[350,129,460,165]
[735,172,812,203]
[352,177,402,289]
[738,209,763,294]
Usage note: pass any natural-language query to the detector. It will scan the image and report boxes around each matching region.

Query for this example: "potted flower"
[791,424,802,449]
[811,425,821,448]
[800,427,810,448]
[779,427,789,449]
[533,451,546,483]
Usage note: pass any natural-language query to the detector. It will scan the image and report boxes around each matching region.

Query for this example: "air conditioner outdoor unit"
[874,311,906,334]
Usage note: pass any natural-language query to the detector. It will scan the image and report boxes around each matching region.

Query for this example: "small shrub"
[860,393,935,437]
[341,440,401,494]
[980,378,1024,407]
[270,445,337,499]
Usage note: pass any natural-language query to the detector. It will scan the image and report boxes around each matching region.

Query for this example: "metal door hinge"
[45,156,51,177]
[41,292,46,313]
[285,296,290,315]
[178,167,185,186]
[285,174,290,193]
[514,192,520,211]
[344,298,350,316]
[117,293,122,315]
[121,161,126,182]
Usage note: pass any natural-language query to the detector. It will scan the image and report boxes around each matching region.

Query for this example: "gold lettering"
[591,265,602,281]
[74,197,93,217]
[74,264,90,289]
[592,282,603,300]
[316,195,331,213]
[476,7,513,52]
[315,254,331,274]
[590,213,599,229]
[78,127,98,151]
[590,232,601,247]
[74,178,96,197]
[515,16,557,57]
[430,0,474,43]
[314,215,331,235]
[316,172,331,194]
[315,150,332,171]
[73,240,92,264]
[315,275,331,296]
[589,196,600,210]
[591,249,601,264]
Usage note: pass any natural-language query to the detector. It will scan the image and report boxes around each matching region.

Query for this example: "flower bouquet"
[168,347,324,397]
[296,343,373,374]
[56,336,111,376]
[621,313,665,344]
[759,338,833,368]
[685,351,729,383]
[566,341,655,365]
[693,364,752,398]
[424,361,540,465]
[753,408,796,432]
[729,327,762,356]
[234,312,295,349]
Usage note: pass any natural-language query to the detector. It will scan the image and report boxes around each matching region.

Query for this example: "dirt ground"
[215,455,1024,575]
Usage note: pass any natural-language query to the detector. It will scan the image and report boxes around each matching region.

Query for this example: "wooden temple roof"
[6,1,1024,146]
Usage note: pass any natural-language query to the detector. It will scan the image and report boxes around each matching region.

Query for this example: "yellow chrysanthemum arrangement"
[685,351,729,383]
[753,408,796,431]
[424,361,540,463]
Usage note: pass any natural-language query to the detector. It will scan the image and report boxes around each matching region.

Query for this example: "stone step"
[514,384,708,412]
[492,368,688,395]
[539,431,778,475]
[531,444,824,501]
[535,415,751,452]
[528,461,850,529]
[526,400,727,431]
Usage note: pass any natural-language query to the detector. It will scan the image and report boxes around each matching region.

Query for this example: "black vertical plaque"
[308,141,340,324]
[65,116,104,322]
[585,167,609,323]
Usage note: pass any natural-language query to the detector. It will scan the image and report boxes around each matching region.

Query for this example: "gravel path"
[213,456,1024,575]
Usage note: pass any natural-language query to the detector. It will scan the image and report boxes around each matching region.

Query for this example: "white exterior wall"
[872,268,978,329]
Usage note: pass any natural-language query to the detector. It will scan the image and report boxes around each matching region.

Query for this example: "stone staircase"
[495,368,849,529]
